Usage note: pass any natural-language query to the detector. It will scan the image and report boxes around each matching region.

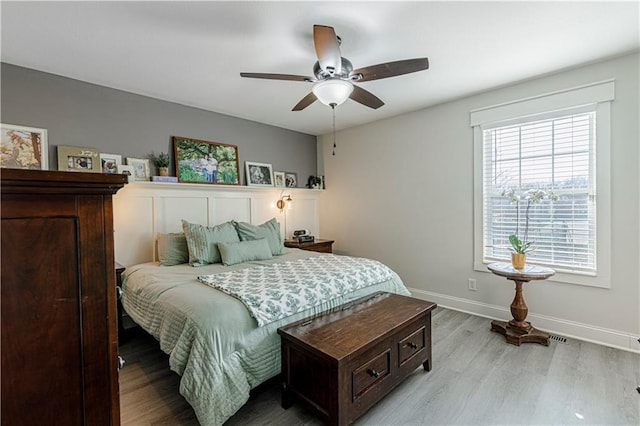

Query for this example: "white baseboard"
[408,287,640,354]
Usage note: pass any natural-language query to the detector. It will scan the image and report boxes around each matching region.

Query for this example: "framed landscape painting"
[173,136,239,185]
[0,123,48,170]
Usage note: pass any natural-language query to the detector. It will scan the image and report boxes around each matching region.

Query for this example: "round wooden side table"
[488,262,555,346]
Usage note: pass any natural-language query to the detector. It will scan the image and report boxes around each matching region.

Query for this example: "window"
[482,109,596,273]
[472,80,613,287]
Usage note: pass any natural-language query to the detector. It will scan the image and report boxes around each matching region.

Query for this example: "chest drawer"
[398,325,426,367]
[352,348,391,400]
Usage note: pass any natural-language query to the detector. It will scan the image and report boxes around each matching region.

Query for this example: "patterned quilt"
[198,254,394,326]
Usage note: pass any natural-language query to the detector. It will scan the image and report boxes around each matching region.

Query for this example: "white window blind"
[482,110,596,274]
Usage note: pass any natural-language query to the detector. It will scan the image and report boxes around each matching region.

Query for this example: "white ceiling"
[1,1,638,136]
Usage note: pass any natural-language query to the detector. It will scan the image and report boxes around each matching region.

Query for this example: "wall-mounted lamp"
[276,194,293,211]
[277,193,293,240]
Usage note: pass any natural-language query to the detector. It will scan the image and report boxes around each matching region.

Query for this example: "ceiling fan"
[240,25,429,111]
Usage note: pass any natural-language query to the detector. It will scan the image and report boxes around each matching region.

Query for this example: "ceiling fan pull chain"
[331,103,337,156]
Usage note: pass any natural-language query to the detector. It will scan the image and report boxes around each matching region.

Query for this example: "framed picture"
[285,172,298,188]
[100,153,122,174]
[57,145,100,173]
[246,161,274,186]
[173,136,240,185]
[117,164,135,183]
[273,171,286,188]
[126,157,151,181]
[1,123,48,170]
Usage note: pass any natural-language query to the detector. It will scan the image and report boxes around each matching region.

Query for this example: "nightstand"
[284,239,334,253]
[115,263,127,344]
[116,263,139,344]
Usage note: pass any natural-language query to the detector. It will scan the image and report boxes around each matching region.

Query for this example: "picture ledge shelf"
[125,181,324,192]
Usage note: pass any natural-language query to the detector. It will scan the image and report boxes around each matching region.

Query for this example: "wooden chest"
[278,292,437,425]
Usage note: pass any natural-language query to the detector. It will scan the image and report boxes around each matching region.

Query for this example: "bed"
[122,223,410,426]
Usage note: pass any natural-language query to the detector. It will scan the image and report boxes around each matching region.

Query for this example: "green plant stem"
[524,200,531,247]
[515,202,520,239]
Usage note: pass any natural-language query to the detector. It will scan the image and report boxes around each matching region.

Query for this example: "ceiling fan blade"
[313,25,342,75]
[351,58,429,82]
[240,72,314,82]
[350,85,384,109]
[292,92,318,111]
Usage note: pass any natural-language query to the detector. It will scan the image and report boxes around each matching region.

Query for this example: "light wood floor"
[119,308,640,425]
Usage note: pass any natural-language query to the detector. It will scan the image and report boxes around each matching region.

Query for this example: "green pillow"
[218,238,273,266]
[182,220,241,266]
[234,218,285,256]
[157,232,189,266]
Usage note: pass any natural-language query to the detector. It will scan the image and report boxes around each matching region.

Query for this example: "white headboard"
[113,182,321,266]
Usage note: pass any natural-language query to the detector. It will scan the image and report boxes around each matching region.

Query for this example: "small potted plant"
[153,152,170,176]
[502,188,557,269]
[508,235,533,269]
[307,175,322,189]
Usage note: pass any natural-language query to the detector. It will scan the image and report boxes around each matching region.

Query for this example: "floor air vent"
[549,334,567,343]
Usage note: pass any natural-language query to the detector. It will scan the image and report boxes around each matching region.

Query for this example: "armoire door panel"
[0,194,76,217]
[1,217,84,425]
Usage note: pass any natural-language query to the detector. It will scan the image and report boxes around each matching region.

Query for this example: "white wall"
[319,52,639,351]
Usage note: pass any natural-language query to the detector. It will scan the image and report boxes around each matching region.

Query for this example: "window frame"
[472,80,613,288]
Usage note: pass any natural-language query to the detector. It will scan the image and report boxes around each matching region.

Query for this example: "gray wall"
[1,63,317,182]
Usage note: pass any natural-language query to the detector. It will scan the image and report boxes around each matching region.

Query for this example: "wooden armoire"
[1,169,127,425]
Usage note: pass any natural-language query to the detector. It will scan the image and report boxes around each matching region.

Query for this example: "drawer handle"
[368,369,380,378]
[408,342,418,349]
[116,286,123,301]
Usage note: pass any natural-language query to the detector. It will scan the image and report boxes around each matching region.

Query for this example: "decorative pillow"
[157,232,189,266]
[234,218,285,256]
[182,220,241,266]
[218,238,273,266]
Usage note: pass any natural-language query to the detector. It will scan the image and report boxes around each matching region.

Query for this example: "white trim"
[593,101,612,286]
[408,287,640,354]
[479,103,598,131]
[472,82,613,288]
[473,125,485,274]
[122,180,324,193]
[469,79,615,126]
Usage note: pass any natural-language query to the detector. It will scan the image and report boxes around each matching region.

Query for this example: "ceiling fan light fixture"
[312,79,353,107]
